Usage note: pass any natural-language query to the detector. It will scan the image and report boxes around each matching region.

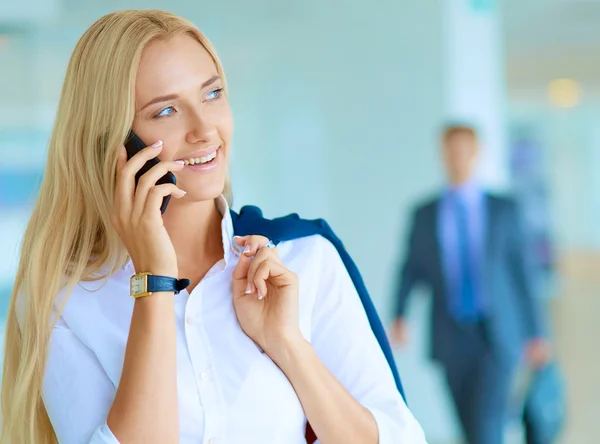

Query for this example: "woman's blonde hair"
[1,10,230,443]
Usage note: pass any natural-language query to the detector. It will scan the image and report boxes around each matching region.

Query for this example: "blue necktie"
[455,196,478,321]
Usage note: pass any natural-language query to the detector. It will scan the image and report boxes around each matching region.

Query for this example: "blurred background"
[0,0,598,443]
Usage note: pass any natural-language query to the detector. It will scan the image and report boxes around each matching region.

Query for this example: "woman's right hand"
[111,140,186,277]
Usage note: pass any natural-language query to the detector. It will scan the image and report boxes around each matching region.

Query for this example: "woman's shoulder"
[277,233,340,265]
[59,265,130,304]
[53,266,133,335]
[276,235,350,300]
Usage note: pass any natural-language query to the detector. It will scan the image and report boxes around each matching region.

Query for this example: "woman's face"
[132,34,232,203]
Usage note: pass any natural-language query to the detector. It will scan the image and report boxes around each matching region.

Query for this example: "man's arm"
[507,199,551,366]
[391,208,423,344]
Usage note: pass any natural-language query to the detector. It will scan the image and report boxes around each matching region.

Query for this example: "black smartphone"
[124,131,176,214]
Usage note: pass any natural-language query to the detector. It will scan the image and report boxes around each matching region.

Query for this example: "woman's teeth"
[183,151,217,165]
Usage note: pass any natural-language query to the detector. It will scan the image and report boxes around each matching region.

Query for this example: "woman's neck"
[162,198,224,284]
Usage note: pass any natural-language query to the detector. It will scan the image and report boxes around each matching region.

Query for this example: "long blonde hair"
[1,10,230,443]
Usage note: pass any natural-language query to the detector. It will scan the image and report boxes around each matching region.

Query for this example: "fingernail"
[258,291,264,300]
[245,283,252,294]
[174,189,187,197]
[175,160,185,165]
[151,140,163,148]
[244,245,251,254]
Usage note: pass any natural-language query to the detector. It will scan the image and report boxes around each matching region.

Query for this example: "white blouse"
[39,198,427,444]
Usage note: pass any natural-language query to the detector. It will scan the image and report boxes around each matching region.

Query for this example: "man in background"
[391,124,551,444]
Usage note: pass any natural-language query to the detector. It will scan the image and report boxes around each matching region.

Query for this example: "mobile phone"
[124,131,176,214]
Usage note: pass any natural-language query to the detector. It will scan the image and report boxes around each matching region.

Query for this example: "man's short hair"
[441,124,478,142]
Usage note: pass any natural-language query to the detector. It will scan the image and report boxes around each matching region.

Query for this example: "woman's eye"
[206,88,224,101]
[154,106,175,118]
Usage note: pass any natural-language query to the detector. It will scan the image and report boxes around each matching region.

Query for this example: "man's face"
[442,132,479,184]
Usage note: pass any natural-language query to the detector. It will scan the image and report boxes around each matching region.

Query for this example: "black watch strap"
[147,275,191,295]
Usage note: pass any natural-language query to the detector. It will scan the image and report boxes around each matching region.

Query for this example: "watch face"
[130,275,147,296]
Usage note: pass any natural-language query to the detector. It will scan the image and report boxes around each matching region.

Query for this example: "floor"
[552,252,600,444]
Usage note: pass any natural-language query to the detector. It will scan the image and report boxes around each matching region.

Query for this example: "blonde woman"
[0,10,426,444]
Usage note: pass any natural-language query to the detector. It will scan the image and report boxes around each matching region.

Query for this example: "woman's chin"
[179,179,226,203]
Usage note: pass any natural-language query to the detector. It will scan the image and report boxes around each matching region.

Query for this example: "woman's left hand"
[232,236,302,358]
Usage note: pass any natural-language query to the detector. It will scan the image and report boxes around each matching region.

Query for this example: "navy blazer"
[231,205,405,400]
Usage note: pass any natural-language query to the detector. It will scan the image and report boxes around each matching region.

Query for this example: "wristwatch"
[130,272,191,298]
